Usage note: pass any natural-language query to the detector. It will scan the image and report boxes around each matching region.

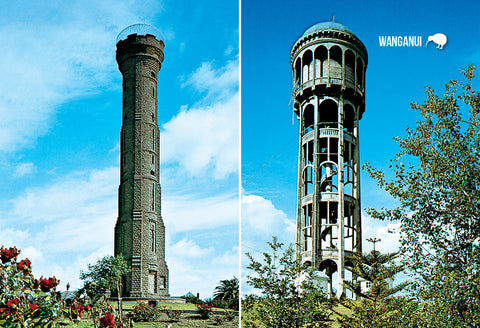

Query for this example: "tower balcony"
[293,76,364,100]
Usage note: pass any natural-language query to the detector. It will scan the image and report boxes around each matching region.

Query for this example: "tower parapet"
[291,21,367,298]
[114,24,169,298]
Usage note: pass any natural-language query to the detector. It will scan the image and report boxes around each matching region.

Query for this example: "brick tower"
[114,24,169,298]
[290,21,367,298]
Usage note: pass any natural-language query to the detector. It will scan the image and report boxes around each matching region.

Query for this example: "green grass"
[77,323,209,328]
[110,301,226,311]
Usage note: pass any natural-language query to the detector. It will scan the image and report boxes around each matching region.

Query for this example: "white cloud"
[160,92,239,179]
[160,59,239,180]
[362,211,401,253]
[0,166,118,290]
[11,167,118,225]
[242,194,293,237]
[169,238,214,258]
[182,60,238,100]
[2,163,238,293]
[14,163,36,177]
[0,1,161,152]
[162,193,238,233]
[212,246,239,266]
[241,193,296,296]
[166,245,238,298]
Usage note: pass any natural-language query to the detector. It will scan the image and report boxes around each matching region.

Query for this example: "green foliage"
[183,295,203,305]
[213,277,239,309]
[211,311,235,325]
[344,250,410,301]
[78,255,129,327]
[364,64,480,326]
[129,302,159,322]
[195,303,213,319]
[243,237,332,328]
[79,255,129,302]
[160,306,183,322]
[336,248,412,327]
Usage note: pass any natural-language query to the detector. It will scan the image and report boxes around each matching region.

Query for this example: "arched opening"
[319,201,338,226]
[319,259,337,297]
[303,104,315,134]
[319,99,338,129]
[303,140,314,166]
[302,165,313,196]
[343,104,355,134]
[344,164,354,197]
[319,259,338,274]
[303,203,313,251]
[343,203,356,251]
[294,57,301,87]
[345,50,355,85]
[329,46,342,79]
[319,162,338,192]
[356,58,364,89]
[314,46,328,78]
[302,50,313,83]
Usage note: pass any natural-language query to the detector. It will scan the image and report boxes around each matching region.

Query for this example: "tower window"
[153,129,155,150]
[153,87,155,97]
[152,184,155,211]
[151,72,156,78]
[151,223,156,252]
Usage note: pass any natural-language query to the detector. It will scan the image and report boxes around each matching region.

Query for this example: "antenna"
[366,237,381,252]
[332,14,335,22]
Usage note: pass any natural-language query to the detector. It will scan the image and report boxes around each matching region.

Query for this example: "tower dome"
[302,21,356,37]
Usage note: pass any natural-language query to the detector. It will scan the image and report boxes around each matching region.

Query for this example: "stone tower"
[114,24,169,298]
[290,21,367,298]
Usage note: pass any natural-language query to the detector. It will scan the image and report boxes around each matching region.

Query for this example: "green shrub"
[195,303,213,319]
[130,302,159,322]
[160,306,182,322]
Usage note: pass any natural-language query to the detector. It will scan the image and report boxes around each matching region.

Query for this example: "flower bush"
[130,301,159,322]
[0,246,63,327]
[99,312,123,327]
[161,305,183,322]
[211,311,235,325]
[195,303,213,319]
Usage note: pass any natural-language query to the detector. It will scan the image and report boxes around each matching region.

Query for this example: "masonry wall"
[114,34,169,298]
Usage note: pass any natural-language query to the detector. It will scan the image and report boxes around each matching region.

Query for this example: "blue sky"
[0,0,239,299]
[241,0,480,293]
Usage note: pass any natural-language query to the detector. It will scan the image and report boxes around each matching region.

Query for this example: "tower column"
[291,21,368,298]
[114,25,169,298]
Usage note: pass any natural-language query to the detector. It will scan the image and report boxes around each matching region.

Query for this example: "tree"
[79,254,129,327]
[364,64,480,326]
[336,240,414,328]
[213,277,239,309]
[243,237,332,328]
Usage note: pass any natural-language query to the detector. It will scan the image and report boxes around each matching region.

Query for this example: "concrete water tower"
[114,24,169,298]
[290,21,367,298]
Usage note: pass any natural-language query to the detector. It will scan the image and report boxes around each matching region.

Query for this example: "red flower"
[0,307,11,318]
[70,303,84,319]
[1,246,20,263]
[6,298,20,308]
[38,276,60,292]
[99,313,116,328]
[17,258,32,274]
[85,305,91,311]
[29,304,39,310]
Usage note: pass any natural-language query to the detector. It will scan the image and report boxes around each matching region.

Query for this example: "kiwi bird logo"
[426,33,447,49]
